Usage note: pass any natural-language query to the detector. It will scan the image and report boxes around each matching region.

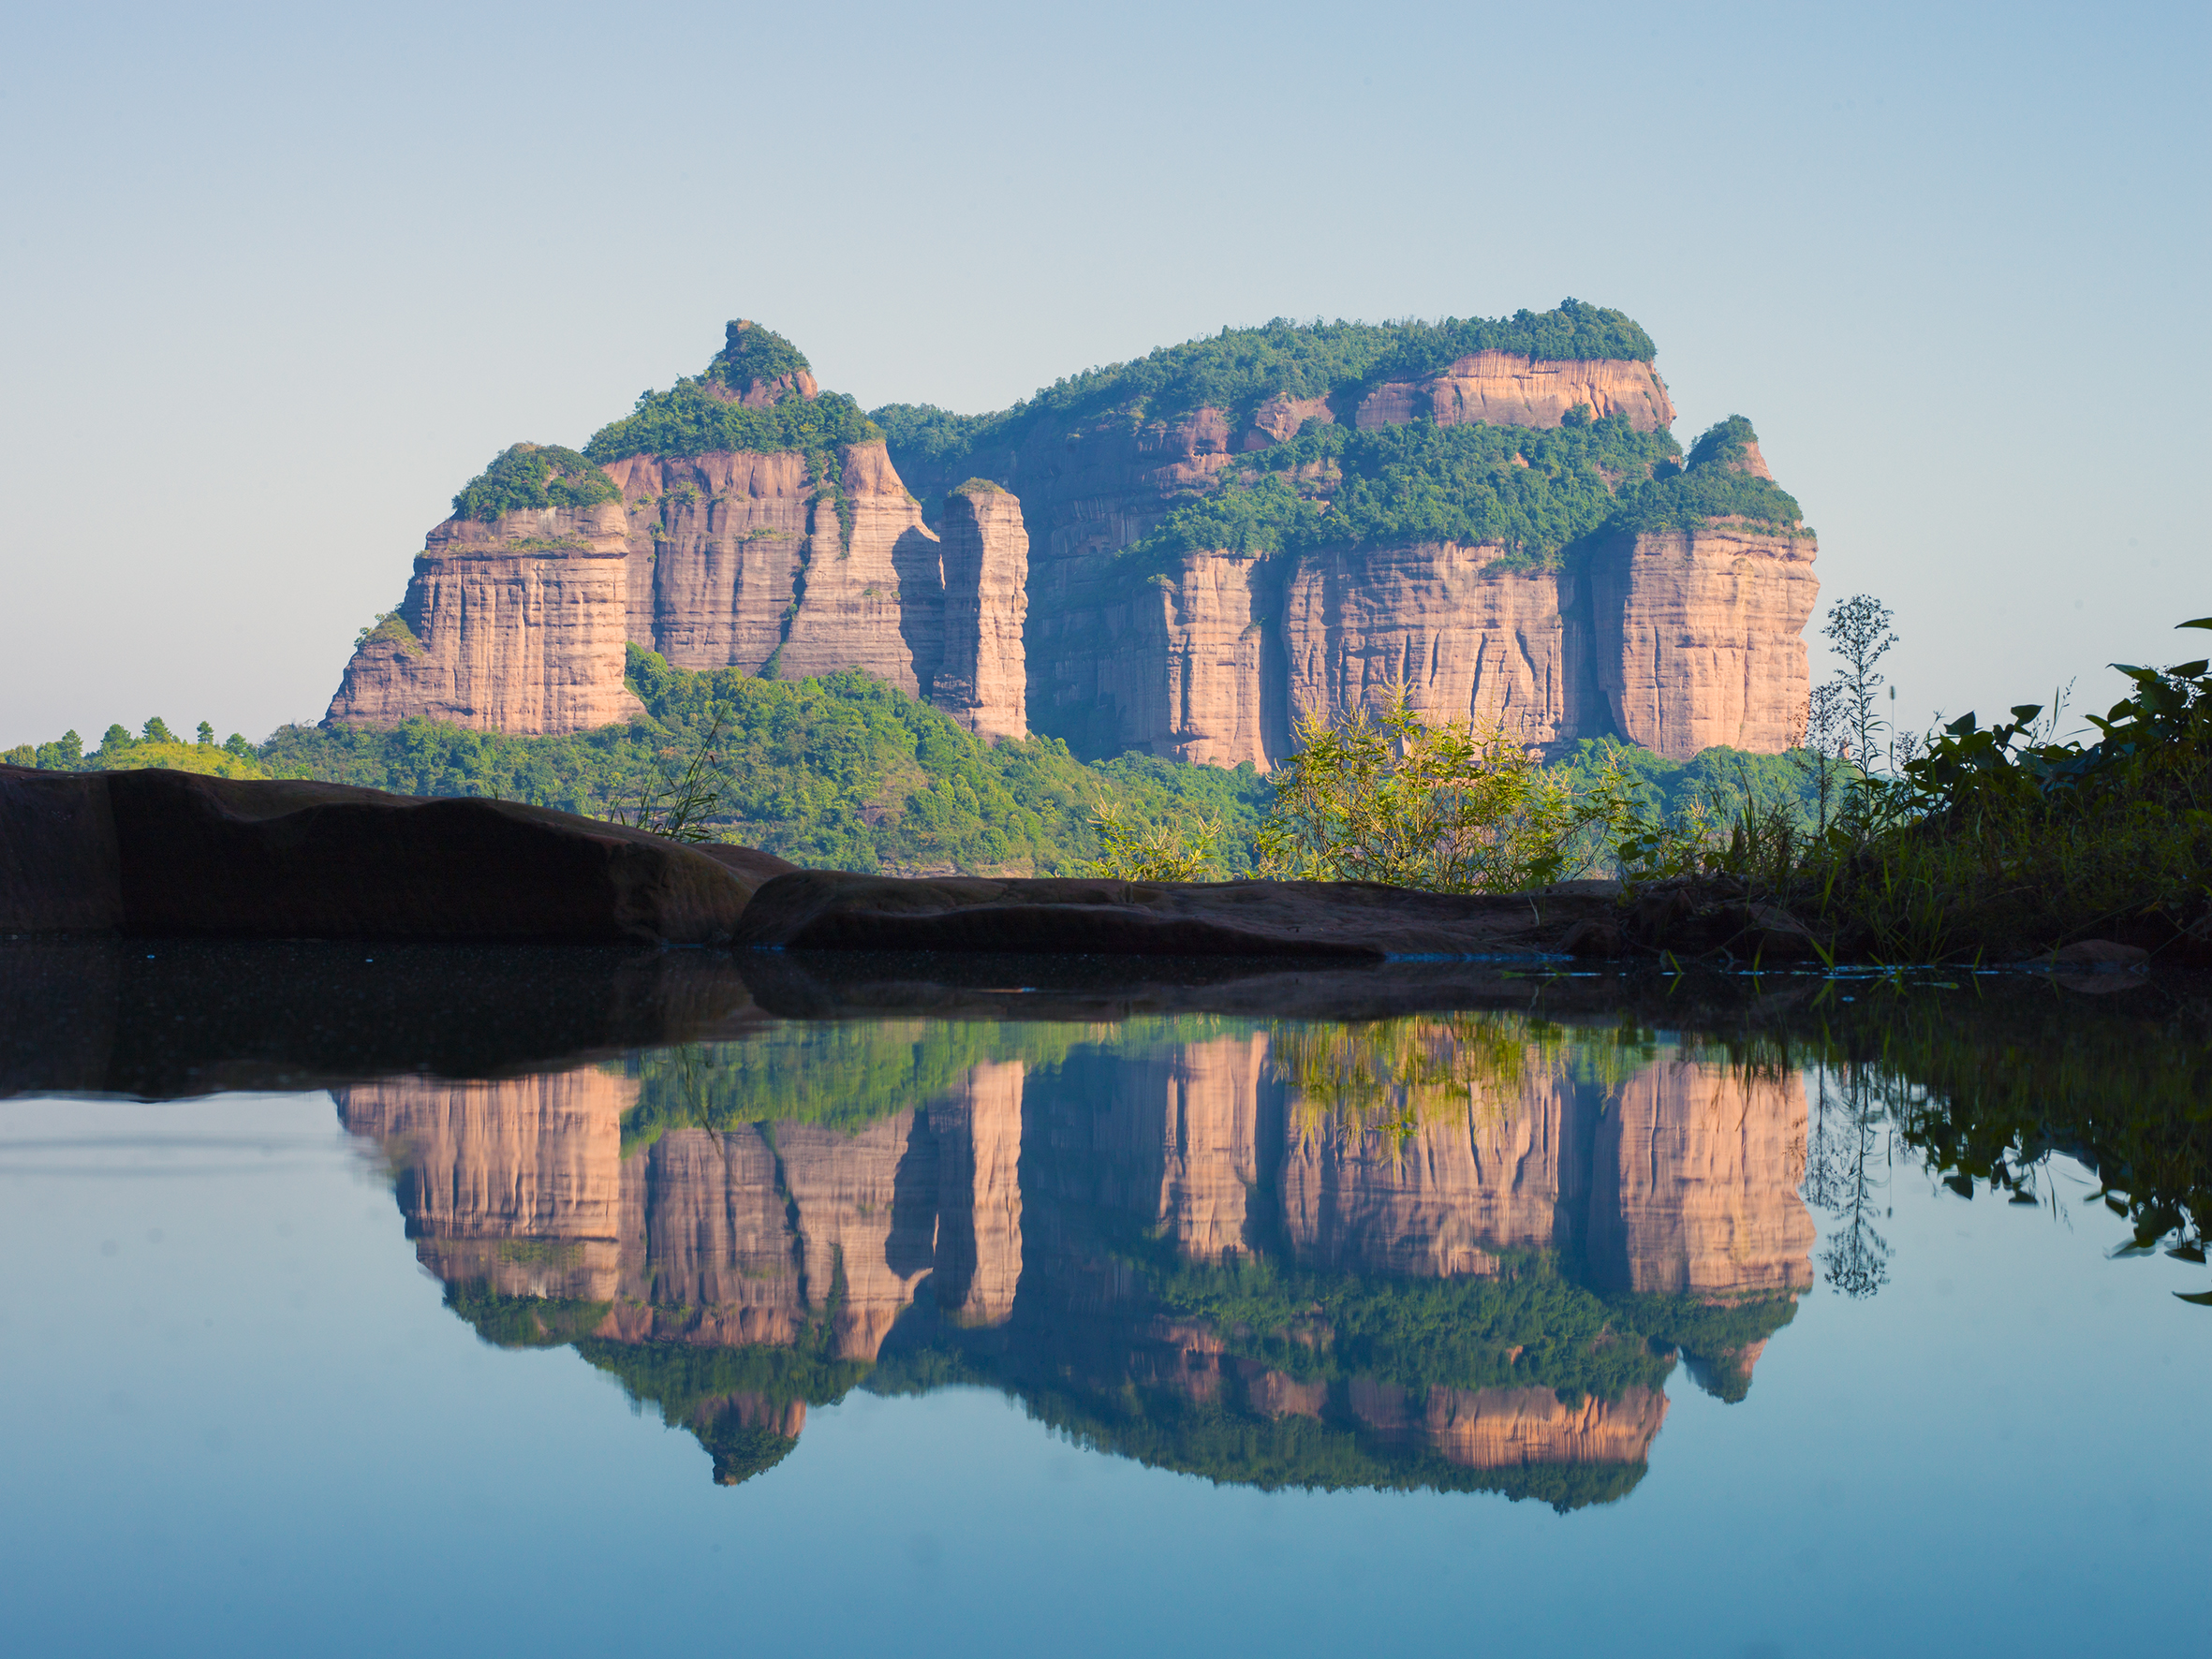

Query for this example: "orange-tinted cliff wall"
[325,338,1810,760]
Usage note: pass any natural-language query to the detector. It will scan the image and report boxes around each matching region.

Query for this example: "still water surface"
[3,945,2206,1656]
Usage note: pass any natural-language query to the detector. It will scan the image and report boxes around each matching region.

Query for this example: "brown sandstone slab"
[731,870,1618,958]
[0,768,770,945]
[0,765,122,932]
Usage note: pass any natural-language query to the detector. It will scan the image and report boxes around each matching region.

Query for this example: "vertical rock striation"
[933,481,1030,741]
[1353,351,1675,433]
[1281,546,1604,749]
[1585,521,1819,756]
[930,1060,1026,1324]
[328,441,952,732]
[325,314,1817,770]
[325,501,645,735]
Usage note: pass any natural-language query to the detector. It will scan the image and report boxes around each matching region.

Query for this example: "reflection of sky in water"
[3,1033,2207,1657]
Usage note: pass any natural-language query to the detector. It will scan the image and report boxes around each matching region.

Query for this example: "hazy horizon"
[4,0,2205,753]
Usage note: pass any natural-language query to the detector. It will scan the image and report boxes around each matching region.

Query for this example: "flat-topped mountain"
[329,307,1817,762]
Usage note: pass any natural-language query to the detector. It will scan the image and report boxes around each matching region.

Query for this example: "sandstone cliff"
[1586,521,1819,756]
[335,1017,1815,1489]
[895,336,1807,766]
[324,307,1816,763]
[1348,1378,1668,1471]
[325,500,644,734]
[1353,351,1674,433]
[933,481,1030,741]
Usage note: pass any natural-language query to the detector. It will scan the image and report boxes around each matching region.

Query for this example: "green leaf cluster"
[1603,453,1805,535]
[450,442,620,521]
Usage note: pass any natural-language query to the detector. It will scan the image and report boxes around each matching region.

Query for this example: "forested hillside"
[8,653,1824,881]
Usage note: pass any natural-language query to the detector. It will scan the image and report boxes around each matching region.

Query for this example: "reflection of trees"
[1804,1062,1895,1299]
[1270,1013,1659,1148]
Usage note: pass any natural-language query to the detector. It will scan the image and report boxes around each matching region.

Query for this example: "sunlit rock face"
[934,484,1030,742]
[328,441,955,736]
[338,1022,1816,1493]
[930,1060,1025,1326]
[336,1066,632,1301]
[1583,1063,1817,1296]
[608,1114,936,1358]
[328,327,1813,764]
[337,1061,1023,1360]
[1348,1378,1669,1470]
[324,502,646,737]
[1280,1064,1595,1278]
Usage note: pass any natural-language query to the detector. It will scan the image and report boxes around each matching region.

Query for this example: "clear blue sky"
[2,0,2204,749]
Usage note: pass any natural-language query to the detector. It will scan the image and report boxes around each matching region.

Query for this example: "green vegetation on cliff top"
[707,317,810,389]
[582,318,878,467]
[1113,411,1800,575]
[451,442,621,521]
[873,299,1657,475]
[583,383,879,467]
[436,306,1796,563]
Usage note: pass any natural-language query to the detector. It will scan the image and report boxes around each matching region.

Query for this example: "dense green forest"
[450,442,621,521]
[5,653,1828,877]
[1110,410,1799,582]
[253,645,1275,876]
[580,319,880,467]
[873,299,1658,486]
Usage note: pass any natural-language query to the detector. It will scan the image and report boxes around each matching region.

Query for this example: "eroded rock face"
[1587,523,1820,756]
[1584,1062,1816,1296]
[934,482,1029,741]
[1283,546,1606,752]
[336,1022,1814,1491]
[1349,1378,1669,1470]
[603,449,814,675]
[327,500,644,734]
[1028,551,1275,766]
[329,441,952,733]
[930,1060,1025,1325]
[328,335,1810,762]
[338,1067,632,1302]
[1355,351,1675,433]
[915,352,1804,767]
[1281,1066,1592,1278]
[344,1057,1025,1362]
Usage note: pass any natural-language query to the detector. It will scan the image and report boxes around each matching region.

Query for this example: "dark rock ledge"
[3,768,1616,956]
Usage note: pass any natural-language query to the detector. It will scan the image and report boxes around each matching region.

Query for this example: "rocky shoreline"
[0,766,2164,975]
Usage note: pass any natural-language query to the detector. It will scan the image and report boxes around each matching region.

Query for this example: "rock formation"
[325,499,644,733]
[323,307,1816,764]
[1587,521,1820,756]
[334,1012,1812,1491]
[1348,1379,1669,1471]
[932,481,1030,741]
[0,764,770,944]
[1351,350,1675,433]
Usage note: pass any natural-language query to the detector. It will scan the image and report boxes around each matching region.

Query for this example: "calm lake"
[4,943,2207,1657]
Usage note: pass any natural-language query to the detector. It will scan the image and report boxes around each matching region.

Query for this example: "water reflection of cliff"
[336,1017,1811,1506]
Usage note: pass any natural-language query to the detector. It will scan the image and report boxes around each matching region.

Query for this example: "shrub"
[1256,687,1607,891]
[450,443,620,521]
